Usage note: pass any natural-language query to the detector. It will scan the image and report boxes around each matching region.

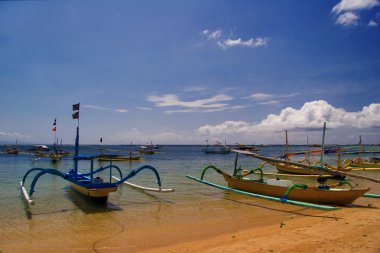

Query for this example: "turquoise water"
[0,145,379,252]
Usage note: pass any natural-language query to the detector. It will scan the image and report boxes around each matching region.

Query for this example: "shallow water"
[0,145,379,252]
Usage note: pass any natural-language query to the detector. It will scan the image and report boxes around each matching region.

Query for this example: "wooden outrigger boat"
[342,136,380,169]
[188,123,380,207]
[97,154,143,162]
[192,153,370,206]
[20,103,173,205]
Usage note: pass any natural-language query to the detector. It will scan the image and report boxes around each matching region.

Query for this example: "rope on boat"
[232,149,380,184]
[186,175,339,211]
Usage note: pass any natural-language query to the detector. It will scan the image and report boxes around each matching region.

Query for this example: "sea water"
[0,145,379,252]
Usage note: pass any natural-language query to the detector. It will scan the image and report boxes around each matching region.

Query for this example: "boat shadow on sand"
[190,189,378,220]
[22,187,123,219]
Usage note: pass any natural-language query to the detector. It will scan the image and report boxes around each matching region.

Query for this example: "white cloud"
[244,92,299,105]
[332,0,379,27]
[110,128,202,144]
[147,94,232,109]
[200,28,268,50]
[198,100,380,143]
[184,86,208,92]
[332,0,379,14]
[84,104,128,113]
[335,11,360,26]
[218,37,268,49]
[201,29,222,40]
[0,129,30,139]
[137,107,153,111]
[368,20,378,26]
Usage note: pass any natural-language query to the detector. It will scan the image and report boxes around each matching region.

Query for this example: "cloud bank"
[332,0,380,27]
[198,100,380,144]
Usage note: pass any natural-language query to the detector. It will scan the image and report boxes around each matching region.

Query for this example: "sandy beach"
[141,200,380,253]
[2,193,378,253]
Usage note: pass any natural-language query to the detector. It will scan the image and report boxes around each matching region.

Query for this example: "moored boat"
[20,103,172,205]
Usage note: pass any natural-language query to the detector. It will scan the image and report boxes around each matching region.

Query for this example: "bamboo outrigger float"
[20,103,173,206]
[188,123,380,208]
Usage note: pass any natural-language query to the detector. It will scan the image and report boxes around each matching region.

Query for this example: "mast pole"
[319,122,326,177]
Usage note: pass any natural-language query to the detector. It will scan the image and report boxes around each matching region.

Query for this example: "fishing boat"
[20,103,172,205]
[139,145,156,154]
[188,123,378,207]
[342,136,380,169]
[4,140,20,154]
[4,146,19,154]
[203,140,230,154]
[97,154,143,162]
[235,143,259,152]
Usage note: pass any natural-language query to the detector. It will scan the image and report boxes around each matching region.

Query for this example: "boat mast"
[285,130,289,160]
[72,103,80,173]
[319,122,326,177]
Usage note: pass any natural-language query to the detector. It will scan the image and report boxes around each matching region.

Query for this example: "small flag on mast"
[72,103,80,119]
[53,119,56,126]
[72,111,79,119]
[100,137,103,143]
[72,103,80,111]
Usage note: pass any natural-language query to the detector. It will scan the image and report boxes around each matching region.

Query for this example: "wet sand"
[1,191,379,253]
[142,200,380,253]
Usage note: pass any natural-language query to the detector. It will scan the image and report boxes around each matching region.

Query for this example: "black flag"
[100,137,103,143]
[72,103,80,111]
[72,111,79,119]
[53,118,56,125]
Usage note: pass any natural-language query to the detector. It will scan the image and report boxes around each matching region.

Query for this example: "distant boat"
[203,141,230,154]
[4,140,20,154]
[139,145,156,154]
[235,143,259,152]
[97,154,143,162]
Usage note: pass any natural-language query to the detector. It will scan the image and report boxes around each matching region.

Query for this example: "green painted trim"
[363,193,380,198]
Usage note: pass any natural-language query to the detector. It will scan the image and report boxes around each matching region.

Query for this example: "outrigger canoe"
[97,154,143,162]
[20,103,172,205]
[193,151,370,206]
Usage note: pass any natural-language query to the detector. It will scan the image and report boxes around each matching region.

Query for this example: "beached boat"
[188,123,378,207]
[20,103,172,205]
[192,150,370,206]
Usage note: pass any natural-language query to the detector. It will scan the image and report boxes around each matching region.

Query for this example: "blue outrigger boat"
[21,103,173,205]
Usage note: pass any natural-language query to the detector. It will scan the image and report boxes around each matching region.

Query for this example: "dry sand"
[2,192,379,253]
[140,202,380,253]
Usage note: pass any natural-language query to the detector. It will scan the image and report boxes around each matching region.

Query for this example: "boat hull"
[223,175,369,206]
[70,182,118,200]
[275,163,320,175]
[97,155,142,162]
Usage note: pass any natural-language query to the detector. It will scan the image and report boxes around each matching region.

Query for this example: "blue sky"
[1,0,379,145]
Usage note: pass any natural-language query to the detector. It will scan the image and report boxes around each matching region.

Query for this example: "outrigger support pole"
[114,165,162,188]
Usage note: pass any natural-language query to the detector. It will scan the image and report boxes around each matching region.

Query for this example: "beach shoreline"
[2,197,378,253]
[140,201,380,253]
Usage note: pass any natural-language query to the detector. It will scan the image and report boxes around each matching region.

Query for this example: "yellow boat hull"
[70,183,118,199]
[224,174,369,206]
